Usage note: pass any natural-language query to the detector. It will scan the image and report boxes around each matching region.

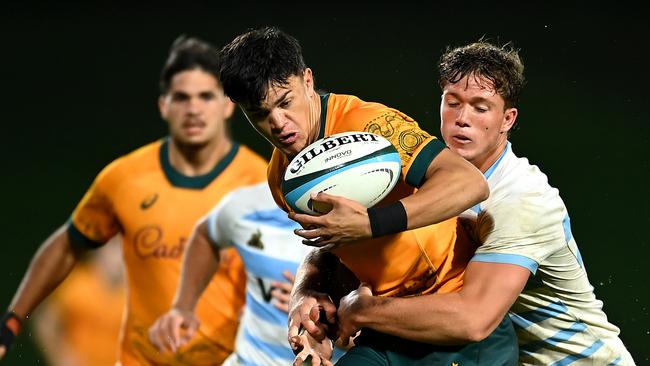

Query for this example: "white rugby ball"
[281,131,401,215]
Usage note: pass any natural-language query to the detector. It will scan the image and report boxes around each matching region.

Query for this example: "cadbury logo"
[133,225,186,260]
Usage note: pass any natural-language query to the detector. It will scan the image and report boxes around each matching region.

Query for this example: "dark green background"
[1,2,648,365]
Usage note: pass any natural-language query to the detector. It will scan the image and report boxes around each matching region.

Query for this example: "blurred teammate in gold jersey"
[0,36,267,365]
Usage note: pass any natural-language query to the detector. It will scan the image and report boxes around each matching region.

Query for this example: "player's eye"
[475,105,488,113]
[199,92,216,101]
[171,93,189,102]
[447,101,460,107]
[279,99,291,108]
[247,109,269,121]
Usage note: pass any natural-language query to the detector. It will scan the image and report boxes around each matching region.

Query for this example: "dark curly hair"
[219,27,307,108]
[438,40,525,109]
[159,35,221,94]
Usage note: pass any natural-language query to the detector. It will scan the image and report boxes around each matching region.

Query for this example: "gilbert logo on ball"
[281,131,401,215]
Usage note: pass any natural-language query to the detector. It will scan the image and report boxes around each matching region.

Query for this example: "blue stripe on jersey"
[242,322,295,361]
[520,321,587,353]
[234,241,301,281]
[484,142,510,179]
[549,340,605,366]
[246,291,288,326]
[607,356,623,365]
[510,301,569,329]
[562,214,573,242]
[244,208,301,229]
[469,203,481,214]
[471,253,538,274]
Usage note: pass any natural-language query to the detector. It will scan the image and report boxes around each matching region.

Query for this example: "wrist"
[367,201,408,238]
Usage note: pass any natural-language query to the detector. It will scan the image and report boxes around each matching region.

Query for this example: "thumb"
[0,345,6,358]
[311,191,336,204]
[358,282,373,295]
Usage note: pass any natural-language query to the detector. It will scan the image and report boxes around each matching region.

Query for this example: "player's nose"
[269,109,287,131]
[455,105,471,127]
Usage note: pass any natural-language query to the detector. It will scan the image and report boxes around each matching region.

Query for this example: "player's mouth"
[182,120,206,135]
[451,133,472,144]
[277,132,298,146]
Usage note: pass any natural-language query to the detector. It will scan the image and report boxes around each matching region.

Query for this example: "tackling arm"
[338,261,529,344]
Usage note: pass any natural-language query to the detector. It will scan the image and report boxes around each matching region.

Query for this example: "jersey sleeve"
[472,189,568,274]
[205,191,238,249]
[341,106,447,188]
[68,160,123,249]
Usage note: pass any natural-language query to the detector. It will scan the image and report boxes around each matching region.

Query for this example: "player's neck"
[308,91,322,143]
[476,139,508,173]
[167,137,233,176]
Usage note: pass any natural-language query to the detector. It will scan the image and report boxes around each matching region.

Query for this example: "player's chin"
[176,134,212,147]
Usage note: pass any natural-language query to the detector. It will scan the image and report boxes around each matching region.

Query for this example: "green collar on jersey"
[159,138,240,189]
[317,93,330,140]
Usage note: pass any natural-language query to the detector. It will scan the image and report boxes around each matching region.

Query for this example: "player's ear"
[501,107,518,133]
[222,96,236,120]
[303,68,315,95]
[158,94,168,119]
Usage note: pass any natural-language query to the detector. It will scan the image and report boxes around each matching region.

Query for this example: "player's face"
[159,69,235,147]
[440,74,517,173]
[240,68,320,158]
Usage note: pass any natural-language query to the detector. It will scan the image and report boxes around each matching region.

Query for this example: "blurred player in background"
[149,182,345,365]
[218,27,518,365]
[33,236,125,366]
[0,36,267,365]
[332,41,636,365]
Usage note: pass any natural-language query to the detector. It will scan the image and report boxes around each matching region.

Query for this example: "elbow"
[477,176,489,202]
[465,169,489,204]
[462,323,493,343]
[458,315,502,343]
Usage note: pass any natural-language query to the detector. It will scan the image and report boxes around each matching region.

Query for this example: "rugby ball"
[281,131,401,215]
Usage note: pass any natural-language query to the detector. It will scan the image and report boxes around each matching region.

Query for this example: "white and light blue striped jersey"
[206,183,342,366]
[461,142,635,366]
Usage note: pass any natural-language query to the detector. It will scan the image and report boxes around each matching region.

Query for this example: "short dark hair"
[219,27,307,107]
[159,35,221,94]
[438,40,525,108]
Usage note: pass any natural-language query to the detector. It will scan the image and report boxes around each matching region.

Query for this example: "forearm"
[402,149,488,230]
[172,227,219,311]
[350,262,527,344]
[9,226,84,319]
[354,292,482,344]
[292,248,333,298]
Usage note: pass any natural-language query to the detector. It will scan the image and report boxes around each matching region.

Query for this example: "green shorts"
[335,315,517,366]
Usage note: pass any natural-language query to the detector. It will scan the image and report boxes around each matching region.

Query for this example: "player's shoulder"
[95,139,162,181]
[209,182,276,225]
[487,147,565,217]
[327,93,419,135]
[235,144,268,164]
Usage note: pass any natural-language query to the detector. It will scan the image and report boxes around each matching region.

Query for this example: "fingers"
[148,311,197,354]
[0,345,5,359]
[179,317,199,345]
[301,236,335,248]
[293,352,312,366]
[282,270,296,284]
[289,212,322,227]
[272,288,290,313]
